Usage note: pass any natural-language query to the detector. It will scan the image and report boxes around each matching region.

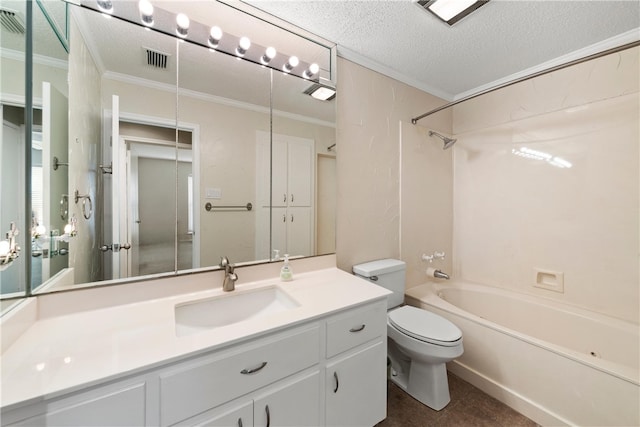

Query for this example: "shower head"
[428,130,457,150]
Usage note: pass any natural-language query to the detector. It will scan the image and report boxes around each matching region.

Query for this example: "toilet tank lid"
[352,259,406,277]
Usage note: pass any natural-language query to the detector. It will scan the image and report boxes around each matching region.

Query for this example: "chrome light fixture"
[0,222,20,271]
[415,0,490,26]
[85,0,325,83]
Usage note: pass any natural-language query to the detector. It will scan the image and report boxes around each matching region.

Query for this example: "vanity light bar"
[80,0,321,82]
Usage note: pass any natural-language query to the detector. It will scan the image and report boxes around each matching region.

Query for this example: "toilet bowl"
[387,305,463,410]
[352,259,464,411]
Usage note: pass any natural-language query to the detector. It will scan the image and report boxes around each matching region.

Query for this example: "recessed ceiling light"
[415,0,490,26]
[304,83,336,101]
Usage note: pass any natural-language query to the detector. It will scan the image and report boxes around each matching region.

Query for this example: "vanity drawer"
[159,325,319,426]
[326,301,386,358]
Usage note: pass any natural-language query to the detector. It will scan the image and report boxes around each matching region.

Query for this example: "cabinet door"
[272,139,288,208]
[287,140,313,207]
[326,341,387,427]
[254,371,320,427]
[271,206,287,257]
[287,207,312,257]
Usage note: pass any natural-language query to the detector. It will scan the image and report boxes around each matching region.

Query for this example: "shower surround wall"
[451,46,639,323]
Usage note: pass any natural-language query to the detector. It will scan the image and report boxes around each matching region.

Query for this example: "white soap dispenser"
[280,254,293,281]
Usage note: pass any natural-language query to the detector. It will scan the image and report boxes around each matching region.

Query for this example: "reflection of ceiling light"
[511,147,572,169]
[304,83,336,101]
[415,0,490,26]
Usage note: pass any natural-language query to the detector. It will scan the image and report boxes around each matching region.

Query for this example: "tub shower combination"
[406,281,639,426]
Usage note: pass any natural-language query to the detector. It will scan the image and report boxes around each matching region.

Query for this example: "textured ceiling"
[243,0,640,100]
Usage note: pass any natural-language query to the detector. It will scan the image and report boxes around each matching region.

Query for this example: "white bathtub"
[406,281,640,427]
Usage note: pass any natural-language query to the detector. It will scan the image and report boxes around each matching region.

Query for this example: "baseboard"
[448,361,572,427]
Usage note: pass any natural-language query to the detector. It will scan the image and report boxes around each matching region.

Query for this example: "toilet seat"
[388,306,462,347]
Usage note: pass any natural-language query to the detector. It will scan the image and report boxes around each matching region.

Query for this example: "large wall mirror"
[0,0,336,301]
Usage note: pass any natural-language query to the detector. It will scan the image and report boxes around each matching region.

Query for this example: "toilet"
[353,259,463,411]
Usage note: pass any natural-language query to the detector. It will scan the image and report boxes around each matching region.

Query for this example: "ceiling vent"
[0,7,25,34]
[144,47,169,70]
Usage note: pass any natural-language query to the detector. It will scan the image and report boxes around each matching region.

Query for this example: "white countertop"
[0,266,390,411]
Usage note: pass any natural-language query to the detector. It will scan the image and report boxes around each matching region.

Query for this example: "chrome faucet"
[433,269,450,280]
[220,256,238,291]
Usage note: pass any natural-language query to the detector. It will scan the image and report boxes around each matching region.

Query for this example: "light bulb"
[96,0,113,14]
[176,13,189,38]
[0,240,10,257]
[64,223,73,235]
[261,47,276,65]
[138,0,153,26]
[283,56,299,73]
[236,36,251,56]
[303,63,320,79]
[35,224,46,236]
[208,26,223,48]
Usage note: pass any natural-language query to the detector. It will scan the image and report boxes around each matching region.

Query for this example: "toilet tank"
[353,259,406,309]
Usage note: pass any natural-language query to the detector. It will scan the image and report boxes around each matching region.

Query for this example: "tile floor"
[376,372,540,427]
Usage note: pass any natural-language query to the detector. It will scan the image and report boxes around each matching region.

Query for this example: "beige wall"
[335,58,452,283]
[68,18,103,285]
[452,47,639,323]
[102,78,334,268]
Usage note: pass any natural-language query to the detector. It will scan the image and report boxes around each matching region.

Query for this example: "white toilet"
[353,259,463,411]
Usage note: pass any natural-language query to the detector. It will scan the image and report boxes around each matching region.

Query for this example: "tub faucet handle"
[421,253,434,263]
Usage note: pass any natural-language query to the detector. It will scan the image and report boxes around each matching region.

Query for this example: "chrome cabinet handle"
[291,193,294,203]
[283,194,287,203]
[240,361,267,375]
[265,405,271,427]
[282,214,286,222]
[349,324,366,333]
[291,214,294,222]
[333,371,339,393]
[238,418,243,427]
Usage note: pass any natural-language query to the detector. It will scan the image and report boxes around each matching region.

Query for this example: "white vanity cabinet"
[2,299,388,427]
[324,302,388,427]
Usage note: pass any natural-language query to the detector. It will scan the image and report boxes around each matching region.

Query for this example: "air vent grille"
[0,8,25,34]
[144,47,169,69]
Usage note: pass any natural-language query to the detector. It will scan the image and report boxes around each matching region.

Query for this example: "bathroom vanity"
[1,261,391,426]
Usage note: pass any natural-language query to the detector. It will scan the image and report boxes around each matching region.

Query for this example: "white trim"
[1,48,68,70]
[454,28,640,101]
[336,45,455,101]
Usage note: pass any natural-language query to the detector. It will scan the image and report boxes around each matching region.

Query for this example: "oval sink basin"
[175,286,300,336]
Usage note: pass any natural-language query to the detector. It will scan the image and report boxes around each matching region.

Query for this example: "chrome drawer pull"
[349,324,366,333]
[240,361,267,374]
[266,404,271,427]
[333,371,339,393]
[238,418,243,427]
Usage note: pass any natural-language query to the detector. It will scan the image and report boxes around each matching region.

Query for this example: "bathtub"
[405,281,640,427]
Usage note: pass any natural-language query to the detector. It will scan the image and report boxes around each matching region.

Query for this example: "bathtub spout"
[433,270,450,280]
